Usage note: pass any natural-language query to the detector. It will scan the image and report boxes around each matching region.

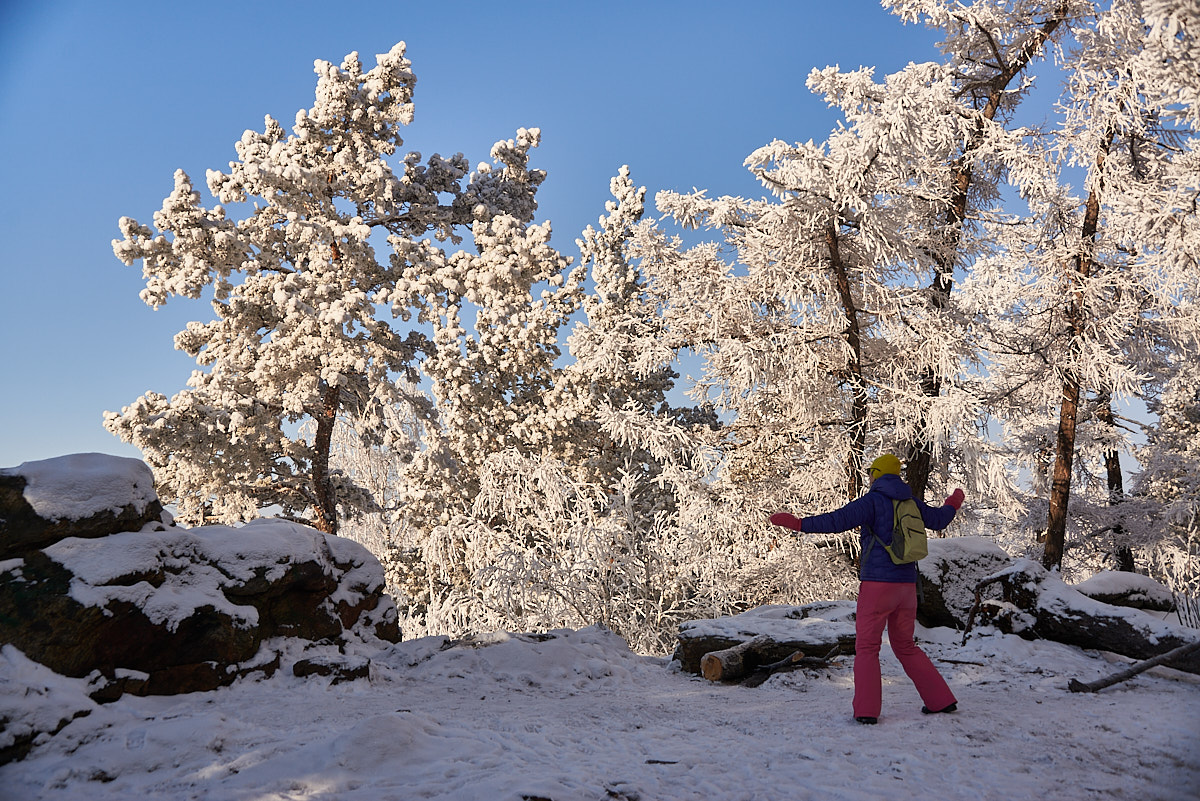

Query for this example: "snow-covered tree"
[966,0,1200,571]
[552,167,684,484]
[105,44,546,534]
[881,0,1079,498]
[625,44,1060,527]
[384,170,735,650]
[1136,358,1200,624]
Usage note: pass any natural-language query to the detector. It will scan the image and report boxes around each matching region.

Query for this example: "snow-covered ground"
[3,620,1198,801]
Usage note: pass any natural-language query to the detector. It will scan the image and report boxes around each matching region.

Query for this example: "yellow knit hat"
[868,453,902,477]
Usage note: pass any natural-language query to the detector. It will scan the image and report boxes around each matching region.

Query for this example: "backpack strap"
[860,494,893,562]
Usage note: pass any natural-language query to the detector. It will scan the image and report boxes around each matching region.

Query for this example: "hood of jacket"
[869,472,912,502]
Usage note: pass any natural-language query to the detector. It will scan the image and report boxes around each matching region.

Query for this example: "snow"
[0,647,96,758]
[3,457,1196,799]
[3,622,1198,800]
[1,453,156,522]
[679,600,856,642]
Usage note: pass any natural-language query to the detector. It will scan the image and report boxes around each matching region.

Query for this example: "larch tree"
[1050,0,1200,573]
[1121,0,1200,600]
[105,44,546,535]
[966,0,1200,571]
[883,0,1078,499]
[1136,357,1200,623]
[627,54,1041,525]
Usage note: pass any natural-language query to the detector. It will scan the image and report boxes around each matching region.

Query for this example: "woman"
[769,453,964,724]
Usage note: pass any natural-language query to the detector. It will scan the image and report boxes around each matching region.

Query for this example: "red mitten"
[769,512,803,531]
[945,489,964,510]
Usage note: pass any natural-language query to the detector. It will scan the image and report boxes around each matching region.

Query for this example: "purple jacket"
[801,473,957,583]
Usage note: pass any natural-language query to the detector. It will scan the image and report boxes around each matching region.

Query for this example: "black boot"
[921,702,957,715]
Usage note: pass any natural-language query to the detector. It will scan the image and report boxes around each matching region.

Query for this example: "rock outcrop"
[918,537,1198,674]
[0,453,162,559]
[0,454,401,708]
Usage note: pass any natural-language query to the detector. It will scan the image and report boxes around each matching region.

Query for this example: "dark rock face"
[0,453,401,714]
[293,653,372,683]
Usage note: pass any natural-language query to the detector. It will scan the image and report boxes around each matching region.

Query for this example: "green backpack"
[870,498,928,564]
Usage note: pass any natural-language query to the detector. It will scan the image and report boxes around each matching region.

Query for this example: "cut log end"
[700,652,726,682]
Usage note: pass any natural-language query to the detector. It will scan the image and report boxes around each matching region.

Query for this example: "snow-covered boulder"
[917,536,1199,674]
[917,535,1017,629]
[1072,570,1176,613]
[0,453,163,558]
[0,453,401,707]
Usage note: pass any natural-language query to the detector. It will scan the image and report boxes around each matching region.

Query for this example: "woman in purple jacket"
[769,453,964,724]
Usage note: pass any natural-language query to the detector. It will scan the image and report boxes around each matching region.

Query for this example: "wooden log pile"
[674,601,857,684]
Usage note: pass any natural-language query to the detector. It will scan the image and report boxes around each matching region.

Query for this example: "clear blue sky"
[0,1,944,467]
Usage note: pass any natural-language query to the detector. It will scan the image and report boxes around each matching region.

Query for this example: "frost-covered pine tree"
[368,127,585,537]
[105,44,546,534]
[549,165,717,497]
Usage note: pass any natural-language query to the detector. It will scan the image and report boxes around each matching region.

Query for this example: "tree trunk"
[1096,392,1134,571]
[827,220,868,501]
[1044,127,1113,571]
[311,383,341,536]
[906,9,1067,500]
[1097,394,1126,502]
[1045,376,1081,570]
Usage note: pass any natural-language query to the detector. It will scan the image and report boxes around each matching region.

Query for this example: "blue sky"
[0,1,945,467]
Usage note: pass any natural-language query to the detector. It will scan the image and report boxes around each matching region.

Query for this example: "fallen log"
[741,647,840,688]
[1068,639,1200,693]
[700,640,840,686]
[739,650,805,686]
[673,602,857,676]
[700,635,772,682]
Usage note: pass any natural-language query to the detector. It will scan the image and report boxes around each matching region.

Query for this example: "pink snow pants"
[853,581,956,719]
